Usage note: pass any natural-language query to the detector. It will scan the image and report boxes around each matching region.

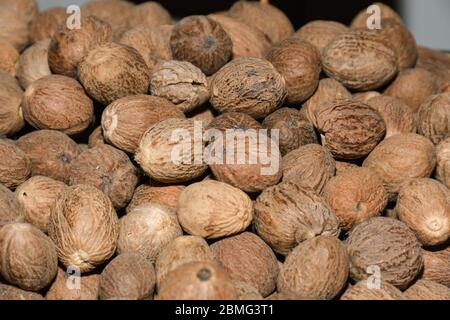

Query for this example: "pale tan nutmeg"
[0,0,38,24]
[15,176,66,233]
[210,232,279,297]
[46,267,99,300]
[22,75,94,135]
[0,41,19,77]
[16,39,52,90]
[233,281,263,300]
[127,184,185,213]
[416,46,450,89]
[277,236,349,300]
[0,139,31,189]
[177,180,253,239]
[88,126,105,149]
[117,203,182,263]
[67,144,139,210]
[350,2,403,29]
[135,118,208,184]
[417,93,450,145]
[29,7,66,44]
[294,20,349,53]
[16,130,82,182]
[156,260,238,300]
[254,181,340,256]
[48,184,119,273]
[0,9,29,51]
[149,60,210,113]
[0,72,25,136]
[129,2,172,29]
[323,167,388,232]
[421,247,450,287]
[282,144,335,194]
[0,223,58,291]
[340,280,404,300]
[98,253,156,300]
[404,280,450,300]
[0,183,24,228]
[0,283,44,300]
[353,91,381,103]
[101,95,185,153]
[395,178,450,246]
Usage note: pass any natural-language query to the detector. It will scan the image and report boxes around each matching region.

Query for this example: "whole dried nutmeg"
[88,126,105,148]
[233,281,263,300]
[68,144,139,209]
[314,99,386,159]
[416,46,450,88]
[335,161,359,175]
[395,178,450,246]
[135,118,208,183]
[0,41,19,77]
[340,280,404,300]
[78,43,151,105]
[0,72,24,136]
[362,133,436,199]
[0,223,57,291]
[0,183,24,228]
[228,1,294,44]
[436,138,450,189]
[189,105,215,126]
[208,13,271,59]
[29,7,66,44]
[177,180,253,239]
[322,30,397,91]
[282,144,335,194]
[323,168,388,232]
[99,253,156,300]
[421,247,450,287]
[156,235,213,290]
[48,15,112,78]
[22,75,94,135]
[15,176,66,233]
[101,95,185,153]
[267,38,321,104]
[263,108,318,156]
[294,20,348,53]
[404,280,450,300]
[46,267,99,300]
[130,2,172,29]
[211,232,279,297]
[0,139,31,189]
[170,15,232,75]
[353,91,381,103]
[16,39,52,89]
[0,9,29,51]
[149,60,210,113]
[0,0,38,24]
[254,181,340,256]
[156,260,238,300]
[366,95,416,138]
[0,283,44,300]
[16,130,82,182]
[207,112,262,132]
[351,2,403,28]
[117,203,182,262]
[48,184,119,273]
[417,93,450,145]
[210,57,287,119]
[346,217,423,289]
[127,184,185,213]
[277,236,349,300]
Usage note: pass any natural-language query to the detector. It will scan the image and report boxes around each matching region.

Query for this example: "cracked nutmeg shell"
[48,184,119,273]
[210,57,287,119]
[46,267,99,300]
[254,181,340,256]
[170,15,232,76]
[177,180,253,239]
[22,75,94,136]
[127,184,185,213]
[0,283,44,300]
[314,99,386,160]
[0,72,25,136]
[340,280,405,300]
[29,7,66,44]
[417,93,450,145]
[0,139,31,189]
[101,95,185,153]
[436,138,450,189]
[0,41,19,77]
[294,20,349,53]
[0,223,58,291]
[277,236,349,300]
[404,279,450,300]
[346,217,423,289]
[16,39,52,90]
[421,247,450,287]
[0,183,24,228]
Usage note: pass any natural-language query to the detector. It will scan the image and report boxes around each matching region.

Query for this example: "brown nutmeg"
[323,167,388,231]
[436,138,450,189]
[0,183,24,228]
[127,184,185,213]
[15,176,66,233]
[0,72,24,136]
[233,281,263,300]
[99,253,156,300]
[0,223,57,291]
[294,20,349,53]
[254,181,340,256]
[416,46,450,88]
[404,279,450,300]
[0,41,19,77]
[188,105,215,126]
[29,7,66,44]
[362,133,436,199]
[335,161,359,175]
[102,95,185,153]
[340,280,404,300]
[46,267,99,300]
[207,112,262,132]
[0,139,31,189]
[346,217,423,289]
[170,15,232,76]
[88,126,105,148]
[177,180,253,239]
[278,236,349,300]
[0,283,44,300]
[421,247,450,287]
[351,2,403,29]
[16,130,82,182]
[322,30,398,91]
[210,232,279,297]
[0,9,29,51]
[157,260,238,300]
[16,39,52,90]
[48,184,119,273]
[228,1,294,44]
[68,144,139,209]
[267,38,321,104]
[0,0,38,24]
[395,178,450,246]
[282,144,335,194]
[314,99,386,159]
[48,15,112,78]
[210,57,287,119]
[22,75,94,135]
[130,2,172,29]
[417,93,450,145]
[353,91,381,103]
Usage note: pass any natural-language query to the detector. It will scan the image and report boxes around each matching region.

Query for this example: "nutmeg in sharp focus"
[421,247,450,287]
[417,93,450,145]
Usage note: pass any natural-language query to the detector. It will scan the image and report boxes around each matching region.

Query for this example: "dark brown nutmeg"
[16,39,52,90]
[170,15,232,75]
[0,41,19,77]
[129,2,172,29]
[46,268,99,300]
[417,93,450,145]
[0,139,31,189]
[0,283,44,300]
[404,280,450,300]
[294,20,349,53]
[0,73,24,136]
[0,183,24,228]
[340,280,404,300]
[127,184,185,213]
[421,247,450,287]
[351,2,403,29]
[29,7,66,44]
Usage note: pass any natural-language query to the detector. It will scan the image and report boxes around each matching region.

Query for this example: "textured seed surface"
[0,283,44,300]
[16,39,52,89]
[435,138,450,189]
[0,139,31,189]
[294,20,348,52]
[340,280,404,300]
[0,73,24,136]
[0,183,24,228]
[417,93,450,145]
[46,267,99,300]
[127,184,185,213]
[421,247,450,287]
[404,279,450,300]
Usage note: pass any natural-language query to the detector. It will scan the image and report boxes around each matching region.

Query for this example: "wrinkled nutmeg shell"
[404,279,450,300]
[421,247,450,287]
[435,138,450,190]
[0,73,25,136]
[127,184,185,213]
[417,93,450,145]
[0,139,31,189]
[16,39,52,90]
[294,20,349,53]
[46,267,99,300]
[340,280,404,300]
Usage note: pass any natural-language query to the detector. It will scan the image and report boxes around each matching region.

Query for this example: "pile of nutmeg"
[0,0,450,301]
